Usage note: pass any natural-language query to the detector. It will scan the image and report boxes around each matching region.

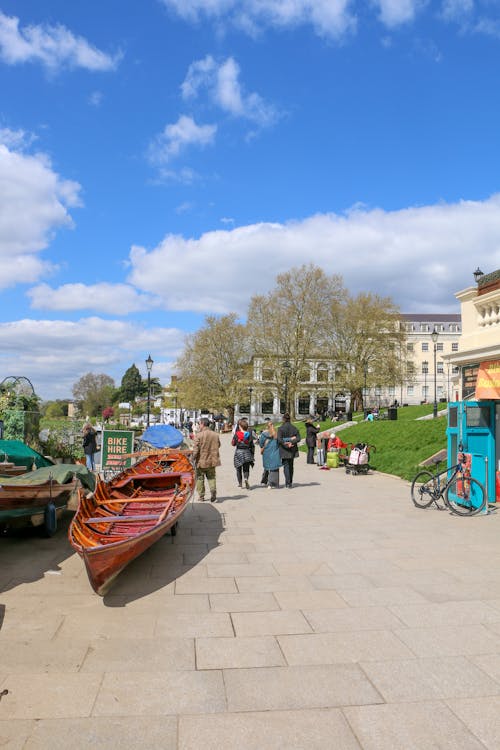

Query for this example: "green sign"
[101,430,134,471]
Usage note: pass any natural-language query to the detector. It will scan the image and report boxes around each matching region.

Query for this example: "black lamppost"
[248,386,253,427]
[145,354,153,427]
[283,360,291,414]
[431,328,438,418]
[422,360,428,402]
[473,267,484,284]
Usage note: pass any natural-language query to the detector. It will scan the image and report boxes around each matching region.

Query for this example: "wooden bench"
[84,513,161,524]
[111,471,186,489]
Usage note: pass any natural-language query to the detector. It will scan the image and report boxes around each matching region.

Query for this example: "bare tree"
[327,292,407,411]
[175,314,251,423]
[247,264,345,418]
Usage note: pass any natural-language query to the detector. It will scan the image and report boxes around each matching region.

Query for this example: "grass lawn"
[256,403,449,483]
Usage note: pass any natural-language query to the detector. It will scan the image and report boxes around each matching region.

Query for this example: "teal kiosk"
[447,400,499,513]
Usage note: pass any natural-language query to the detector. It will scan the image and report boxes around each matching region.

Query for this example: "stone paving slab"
[23,716,178,750]
[178,708,362,750]
[223,664,383,712]
[343,700,487,749]
[1,432,500,748]
[196,635,286,669]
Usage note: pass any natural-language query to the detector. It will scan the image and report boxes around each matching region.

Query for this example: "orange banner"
[475,360,500,399]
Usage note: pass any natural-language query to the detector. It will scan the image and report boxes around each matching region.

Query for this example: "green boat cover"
[0,439,54,469]
[0,463,96,492]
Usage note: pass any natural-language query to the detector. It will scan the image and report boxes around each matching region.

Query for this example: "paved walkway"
[1,434,500,749]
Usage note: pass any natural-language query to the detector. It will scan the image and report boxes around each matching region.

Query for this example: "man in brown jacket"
[192,417,221,502]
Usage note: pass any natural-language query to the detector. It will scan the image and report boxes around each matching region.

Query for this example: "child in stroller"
[345,442,376,475]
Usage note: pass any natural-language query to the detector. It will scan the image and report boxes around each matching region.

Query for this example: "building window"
[261,392,274,413]
[407,343,414,352]
[422,386,429,398]
[422,343,429,352]
[437,363,444,374]
[298,397,310,415]
[452,342,458,352]
[388,386,395,396]
[316,364,328,382]
[420,324,430,332]
[436,343,443,351]
[407,386,414,395]
[422,362,429,374]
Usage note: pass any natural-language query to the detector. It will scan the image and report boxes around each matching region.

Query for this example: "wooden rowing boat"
[68,449,195,595]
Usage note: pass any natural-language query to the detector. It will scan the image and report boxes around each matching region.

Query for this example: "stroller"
[345,442,375,475]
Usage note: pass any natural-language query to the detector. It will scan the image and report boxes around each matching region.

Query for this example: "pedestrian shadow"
[103,501,224,607]
[214,493,248,503]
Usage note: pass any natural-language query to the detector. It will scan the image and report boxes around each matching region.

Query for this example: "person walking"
[231,417,255,489]
[259,421,282,488]
[277,413,300,488]
[305,415,320,464]
[82,422,98,471]
[192,417,221,502]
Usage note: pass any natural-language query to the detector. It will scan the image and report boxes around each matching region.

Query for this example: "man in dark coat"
[277,413,300,488]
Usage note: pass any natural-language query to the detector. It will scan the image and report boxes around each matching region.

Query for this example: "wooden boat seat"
[84,513,161,524]
[111,471,187,489]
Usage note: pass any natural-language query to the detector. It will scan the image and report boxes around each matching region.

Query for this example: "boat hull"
[69,450,195,595]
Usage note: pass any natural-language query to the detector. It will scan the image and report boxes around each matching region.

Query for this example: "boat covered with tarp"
[0,464,96,535]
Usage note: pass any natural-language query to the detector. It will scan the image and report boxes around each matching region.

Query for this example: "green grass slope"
[291,404,448,482]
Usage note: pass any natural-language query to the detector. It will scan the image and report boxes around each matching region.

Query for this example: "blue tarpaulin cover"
[140,424,184,448]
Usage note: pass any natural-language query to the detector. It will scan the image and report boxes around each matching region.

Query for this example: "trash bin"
[346,411,353,422]
[387,407,398,420]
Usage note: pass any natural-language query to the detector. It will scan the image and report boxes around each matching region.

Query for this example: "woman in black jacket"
[277,413,300,489]
[305,416,320,464]
[82,422,97,471]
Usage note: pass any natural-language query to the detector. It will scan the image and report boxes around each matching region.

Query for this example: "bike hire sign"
[475,360,500,400]
[101,430,134,471]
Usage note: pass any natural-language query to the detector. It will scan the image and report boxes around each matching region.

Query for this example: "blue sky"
[1,0,499,399]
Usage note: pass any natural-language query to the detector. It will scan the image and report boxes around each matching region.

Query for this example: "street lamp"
[248,386,253,427]
[282,360,291,414]
[473,267,484,284]
[431,328,438,418]
[145,354,153,427]
[422,360,428,402]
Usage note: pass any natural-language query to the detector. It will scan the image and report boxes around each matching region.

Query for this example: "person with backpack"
[231,417,255,489]
[277,413,300,489]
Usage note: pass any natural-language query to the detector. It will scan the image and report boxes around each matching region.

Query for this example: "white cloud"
[88,90,104,107]
[373,0,423,27]
[161,0,355,39]
[0,10,121,72]
[0,126,36,150]
[441,0,474,21]
[127,195,500,315]
[0,317,186,399]
[148,115,217,167]
[182,55,279,127]
[0,141,82,289]
[27,283,161,314]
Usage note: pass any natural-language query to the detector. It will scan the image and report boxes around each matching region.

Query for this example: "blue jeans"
[85,453,95,471]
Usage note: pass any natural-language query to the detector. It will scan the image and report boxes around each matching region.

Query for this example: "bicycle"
[411,458,487,516]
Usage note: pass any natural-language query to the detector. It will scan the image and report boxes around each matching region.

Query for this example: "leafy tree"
[72,373,116,418]
[326,292,407,411]
[119,364,143,402]
[247,264,346,418]
[43,401,67,418]
[175,314,251,422]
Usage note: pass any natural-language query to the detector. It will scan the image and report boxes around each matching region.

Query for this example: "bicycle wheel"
[411,471,438,509]
[445,476,487,516]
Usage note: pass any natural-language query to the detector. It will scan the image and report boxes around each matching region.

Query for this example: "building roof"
[402,313,461,322]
